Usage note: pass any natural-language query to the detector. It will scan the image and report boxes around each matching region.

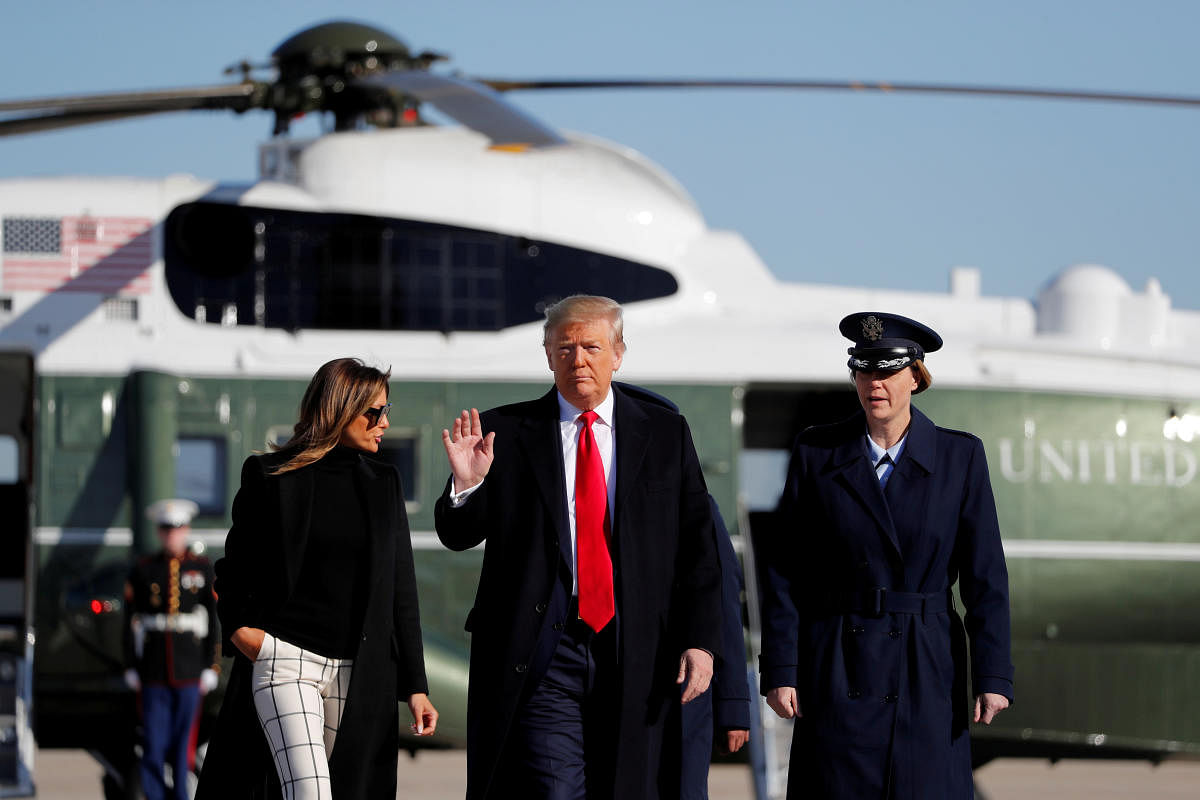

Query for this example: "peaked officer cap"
[146,498,199,528]
[839,311,943,372]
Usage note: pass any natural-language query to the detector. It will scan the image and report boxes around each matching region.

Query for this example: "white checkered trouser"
[251,632,353,800]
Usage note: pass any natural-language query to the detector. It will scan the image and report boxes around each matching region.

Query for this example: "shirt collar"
[865,430,907,465]
[557,388,615,427]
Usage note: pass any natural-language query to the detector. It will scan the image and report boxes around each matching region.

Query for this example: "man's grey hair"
[542,295,625,348]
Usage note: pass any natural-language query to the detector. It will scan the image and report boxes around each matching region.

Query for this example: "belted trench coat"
[760,408,1013,799]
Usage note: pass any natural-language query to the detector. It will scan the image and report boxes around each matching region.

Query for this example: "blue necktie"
[876,454,894,489]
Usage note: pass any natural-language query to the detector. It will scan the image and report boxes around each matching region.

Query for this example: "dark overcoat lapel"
[884,410,938,582]
[277,464,312,595]
[514,390,571,571]
[612,388,650,643]
[353,458,393,621]
[613,389,651,530]
[825,432,902,562]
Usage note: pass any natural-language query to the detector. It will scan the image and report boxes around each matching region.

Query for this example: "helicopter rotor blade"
[0,84,266,138]
[0,84,261,114]
[476,78,1200,109]
[361,73,565,147]
[0,108,172,137]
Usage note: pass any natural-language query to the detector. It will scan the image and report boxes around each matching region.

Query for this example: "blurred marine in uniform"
[124,498,220,800]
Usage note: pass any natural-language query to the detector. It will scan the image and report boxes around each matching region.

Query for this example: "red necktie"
[576,410,614,632]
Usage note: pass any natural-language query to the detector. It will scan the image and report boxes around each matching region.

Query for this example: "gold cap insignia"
[862,315,884,341]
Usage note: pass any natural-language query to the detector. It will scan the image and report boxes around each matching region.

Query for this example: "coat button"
[514,663,527,673]
[884,693,897,703]
[889,630,901,639]
[535,602,548,614]
[847,689,861,699]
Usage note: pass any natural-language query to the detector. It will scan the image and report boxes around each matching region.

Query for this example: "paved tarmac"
[28,747,1200,798]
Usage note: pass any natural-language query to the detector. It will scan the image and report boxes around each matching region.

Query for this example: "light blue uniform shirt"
[866,432,907,490]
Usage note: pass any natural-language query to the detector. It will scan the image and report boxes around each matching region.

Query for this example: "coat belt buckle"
[870,587,887,617]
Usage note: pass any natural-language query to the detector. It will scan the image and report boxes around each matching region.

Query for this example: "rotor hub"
[271,21,415,81]
[267,21,441,133]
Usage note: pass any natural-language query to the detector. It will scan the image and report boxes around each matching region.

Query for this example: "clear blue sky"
[4,1,1198,308]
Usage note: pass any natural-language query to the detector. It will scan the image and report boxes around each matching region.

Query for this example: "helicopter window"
[164,203,678,332]
[0,436,16,484]
[101,297,139,322]
[56,390,107,448]
[369,432,418,505]
[174,436,227,516]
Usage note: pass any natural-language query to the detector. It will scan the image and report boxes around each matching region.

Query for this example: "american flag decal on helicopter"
[1,215,153,294]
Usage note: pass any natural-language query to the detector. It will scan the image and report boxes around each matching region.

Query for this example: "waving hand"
[442,408,496,492]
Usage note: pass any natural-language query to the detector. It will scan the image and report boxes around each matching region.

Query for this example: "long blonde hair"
[269,358,391,474]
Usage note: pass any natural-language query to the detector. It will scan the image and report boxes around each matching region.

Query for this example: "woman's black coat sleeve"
[214,456,269,653]
[392,467,430,697]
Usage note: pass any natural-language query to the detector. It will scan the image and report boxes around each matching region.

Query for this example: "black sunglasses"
[364,403,391,428]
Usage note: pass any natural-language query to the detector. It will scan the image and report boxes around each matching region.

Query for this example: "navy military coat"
[759,407,1013,799]
[434,386,723,800]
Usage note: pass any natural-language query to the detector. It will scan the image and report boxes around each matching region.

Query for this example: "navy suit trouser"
[140,682,201,800]
[507,618,617,800]
[679,683,714,800]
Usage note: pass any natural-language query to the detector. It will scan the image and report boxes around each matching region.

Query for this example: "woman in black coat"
[197,358,436,800]
[760,313,1013,799]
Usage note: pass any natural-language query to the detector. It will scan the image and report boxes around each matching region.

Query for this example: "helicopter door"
[739,384,862,800]
[0,351,35,796]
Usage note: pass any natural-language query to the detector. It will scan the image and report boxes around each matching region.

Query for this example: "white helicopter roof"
[1,125,1199,404]
[254,126,707,268]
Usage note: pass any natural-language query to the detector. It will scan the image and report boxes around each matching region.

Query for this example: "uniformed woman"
[759,312,1013,799]
[197,358,437,800]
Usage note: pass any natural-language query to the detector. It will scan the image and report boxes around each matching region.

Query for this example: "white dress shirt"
[556,390,617,596]
[448,389,617,596]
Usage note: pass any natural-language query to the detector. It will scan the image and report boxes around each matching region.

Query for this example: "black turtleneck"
[267,445,371,658]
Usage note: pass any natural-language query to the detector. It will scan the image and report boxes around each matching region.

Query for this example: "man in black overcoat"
[436,295,723,800]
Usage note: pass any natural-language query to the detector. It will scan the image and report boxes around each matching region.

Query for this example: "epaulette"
[934,425,982,444]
